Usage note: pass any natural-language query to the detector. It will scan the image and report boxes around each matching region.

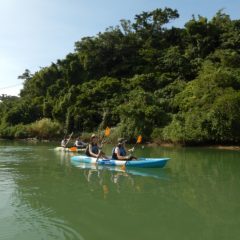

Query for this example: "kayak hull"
[71,155,170,168]
[54,147,86,152]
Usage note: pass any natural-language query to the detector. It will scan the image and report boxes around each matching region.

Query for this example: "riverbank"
[208,145,240,151]
[147,142,240,151]
[2,137,240,151]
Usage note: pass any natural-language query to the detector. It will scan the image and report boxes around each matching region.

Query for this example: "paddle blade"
[137,135,142,144]
[104,127,111,137]
[69,147,77,152]
[121,165,126,171]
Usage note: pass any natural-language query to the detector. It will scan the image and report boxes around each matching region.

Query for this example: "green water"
[0,140,240,240]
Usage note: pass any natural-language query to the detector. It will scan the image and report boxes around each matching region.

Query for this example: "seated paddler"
[85,134,108,159]
[112,138,137,160]
[74,137,87,149]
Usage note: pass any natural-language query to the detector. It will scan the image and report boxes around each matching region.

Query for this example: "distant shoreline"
[1,138,240,151]
[146,142,240,151]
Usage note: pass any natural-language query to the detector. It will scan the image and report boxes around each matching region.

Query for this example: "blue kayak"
[71,155,170,168]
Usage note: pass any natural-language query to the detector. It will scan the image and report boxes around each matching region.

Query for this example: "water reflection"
[2,142,240,240]
[67,161,170,203]
[73,160,169,179]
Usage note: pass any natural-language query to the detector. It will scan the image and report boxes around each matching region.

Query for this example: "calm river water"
[0,140,240,240]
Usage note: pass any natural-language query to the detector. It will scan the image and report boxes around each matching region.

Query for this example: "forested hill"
[1,7,240,144]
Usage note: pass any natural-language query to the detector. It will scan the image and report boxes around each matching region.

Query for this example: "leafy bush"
[28,118,62,139]
[151,128,164,144]
[0,126,15,139]
[14,124,29,139]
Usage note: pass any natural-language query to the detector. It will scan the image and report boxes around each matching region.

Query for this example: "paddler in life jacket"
[74,137,87,149]
[85,134,108,159]
[112,138,137,160]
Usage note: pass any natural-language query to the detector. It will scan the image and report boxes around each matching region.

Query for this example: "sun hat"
[91,134,97,139]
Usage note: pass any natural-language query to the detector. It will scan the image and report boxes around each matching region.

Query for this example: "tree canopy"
[1,8,240,144]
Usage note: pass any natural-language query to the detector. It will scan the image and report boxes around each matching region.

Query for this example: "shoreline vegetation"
[1,7,240,146]
[1,137,240,151]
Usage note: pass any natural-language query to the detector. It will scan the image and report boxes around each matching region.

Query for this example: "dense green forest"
[1,7,240,144]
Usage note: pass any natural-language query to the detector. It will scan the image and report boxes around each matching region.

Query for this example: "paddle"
[96,127,111,161]
[69,146,77,152]
[69,136,88,152]
[120,135,142,170]
[69,144,87,152]
[129,135,142,154]
[64,132,73,148]
[102,127,111,144]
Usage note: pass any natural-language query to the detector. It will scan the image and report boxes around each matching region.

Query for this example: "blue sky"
[0,0,239,96]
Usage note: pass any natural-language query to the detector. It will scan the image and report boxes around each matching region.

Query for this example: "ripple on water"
[8,203,85,240]
[0,146,38,165]
[0,146,33,154]
[0,145,84,239]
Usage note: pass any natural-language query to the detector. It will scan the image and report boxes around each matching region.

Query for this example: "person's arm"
[115,147,129,160]
[128,147,135,152]
[79,140,87,147]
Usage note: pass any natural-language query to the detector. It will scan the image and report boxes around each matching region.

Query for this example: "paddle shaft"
[96,137,105,162]
[65,132,73,147]
[128,136,142,159]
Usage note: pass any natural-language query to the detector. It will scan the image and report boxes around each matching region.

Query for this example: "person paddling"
[61,137,68,148]
[112,138,137,160]
[61,133,73,148]
[74,137,87,149]
[85,134,108,159]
